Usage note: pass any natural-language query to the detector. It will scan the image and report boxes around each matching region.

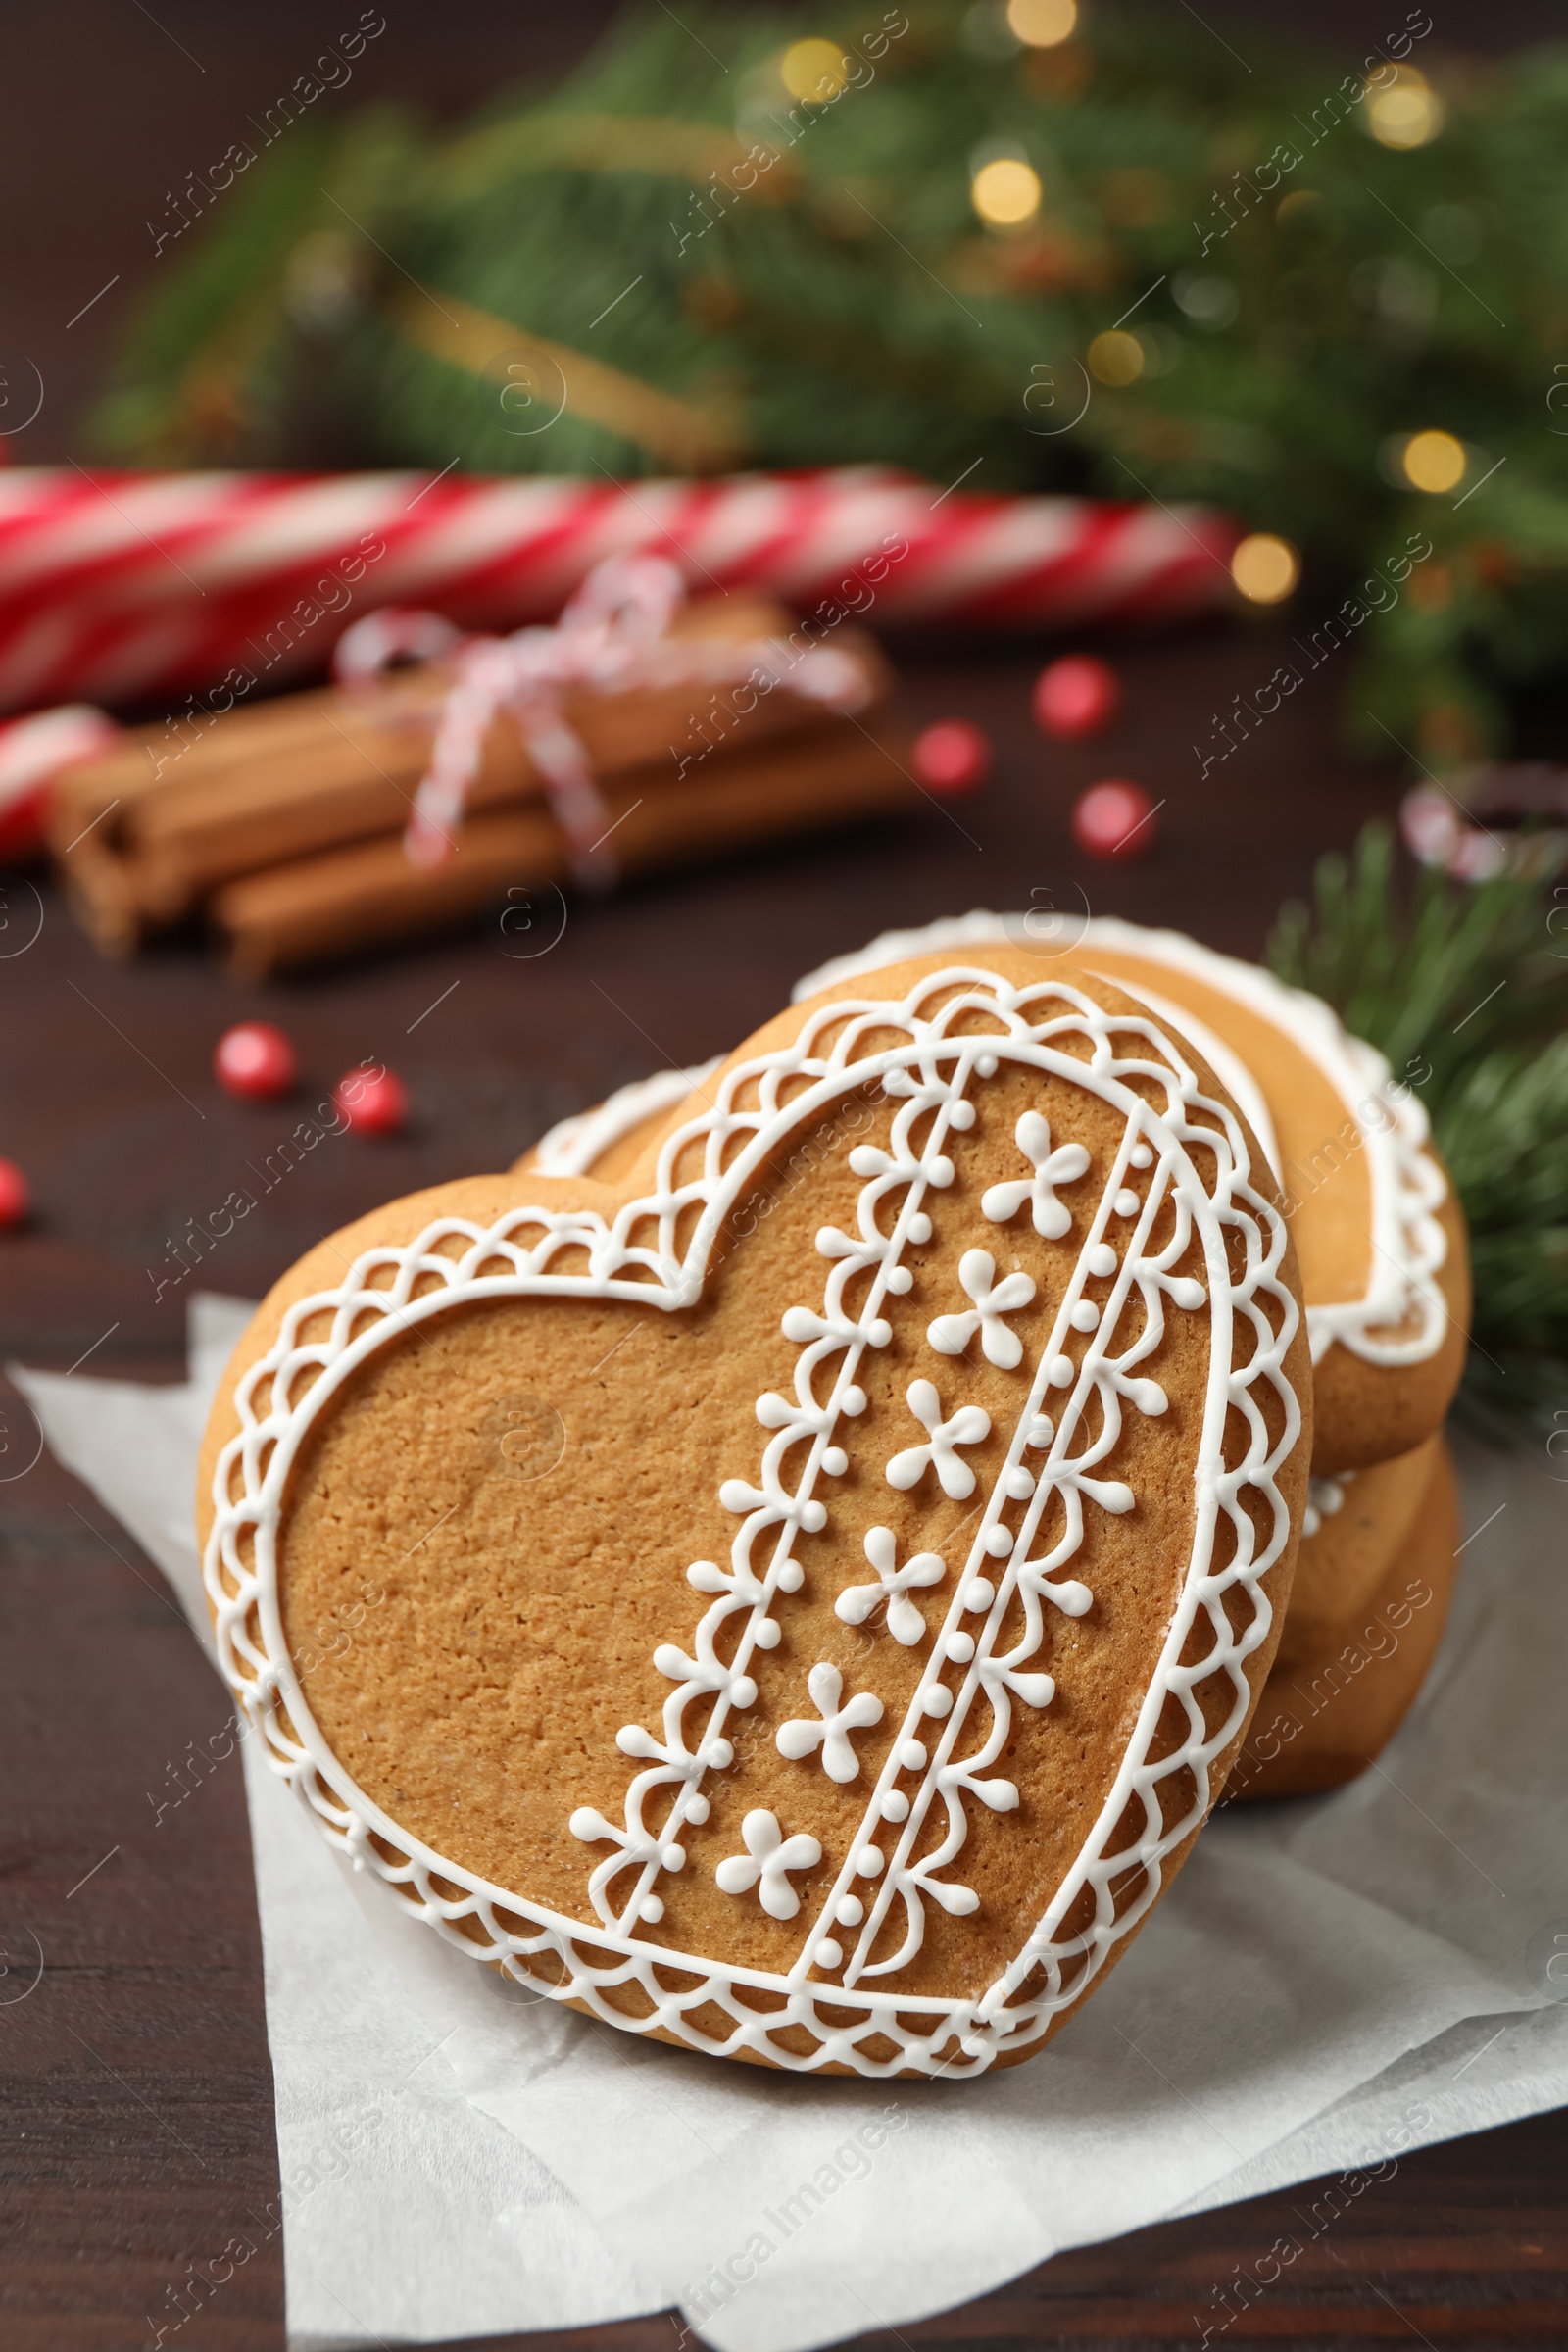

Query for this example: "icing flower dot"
[714,1810,822,1920]
[731,1676,758,1709]
[842,1385,867,1416]
[881,1792,909,1823]
[754,1619,782,1649]
[985,1525,1014,1558]
[1113,1189,1141,1217]
[639,1895,664,1924]
[945,1631,975,1663]
[886,1265,914,1295]
[899,1740,926,1771]
[907,1211,933,1243]
[858,1846,885,1878]
[922,1687,955,1719]
[707,1738,734,1769]
[949,1100,977,1131]
[685,1794,710,1825]
[662,1844,686,1871]
[964,1577,996,1612]
[778,1561,806,1592]
[836,1894,865,1925]
[1130,1142,1153,1168]
[1026,1415,1054,1448]
[1086,1243,1117,1277]
[815,1939,844,1970]
[1049,1354,1075,1387]
[823,1446,849,1476]
[1070,1299,1101,1331]
[976,1052,999,1077]
[776,1661,884,1783]
[1004,1464,1035,1499]
[801,1500,828,1532]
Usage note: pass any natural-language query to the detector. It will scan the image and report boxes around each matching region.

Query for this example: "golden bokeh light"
[1231,533,1300,604]
[1006,0,1078,47]
[1365,65,1445,149]
[1401,429,1466,492]
[1086,328,1144,386]
[781,38,849,102]
[971,157,1044,227]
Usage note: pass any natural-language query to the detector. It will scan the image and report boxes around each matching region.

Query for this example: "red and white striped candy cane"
[0,466,1240,717]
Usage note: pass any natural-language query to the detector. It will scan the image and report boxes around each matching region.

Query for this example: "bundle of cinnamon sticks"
[47,588,912,979]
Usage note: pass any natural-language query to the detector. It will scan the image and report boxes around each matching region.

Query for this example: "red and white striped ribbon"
[336,552,874,876]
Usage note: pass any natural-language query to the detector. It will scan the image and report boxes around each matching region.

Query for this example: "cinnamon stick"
[49,598,890,949]
[211,722,915,979]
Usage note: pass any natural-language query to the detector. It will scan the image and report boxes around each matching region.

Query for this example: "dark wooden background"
[3,4,1567,2348]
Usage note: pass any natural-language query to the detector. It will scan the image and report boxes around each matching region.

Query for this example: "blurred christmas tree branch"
[95,1,1568,765]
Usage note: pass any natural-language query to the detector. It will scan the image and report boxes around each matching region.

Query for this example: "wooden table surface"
[2,612,1565,2350]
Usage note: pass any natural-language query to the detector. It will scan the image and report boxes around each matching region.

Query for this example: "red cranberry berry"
[1072,779,1158,860]
[215,1021,298,1102]
[1034,654,1120,741]
[334,1062,409,1137]
[0,1158,29,1230]
[911,719,991,795]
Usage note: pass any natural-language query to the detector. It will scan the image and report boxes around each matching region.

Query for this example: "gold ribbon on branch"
[390,288,750,473]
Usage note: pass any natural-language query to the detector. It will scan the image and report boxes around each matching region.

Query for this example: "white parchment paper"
[15,1296,1568,2352]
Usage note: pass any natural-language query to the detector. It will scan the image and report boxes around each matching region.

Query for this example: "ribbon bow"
[333,554,873,886]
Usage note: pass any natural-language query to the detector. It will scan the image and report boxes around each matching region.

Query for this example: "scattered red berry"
[911,719,991,795]
[215,1021,298,1101]
[1034,654,1120,741]
[0,1157,29,1230]
[334,1061,409,1137]
[1072,779,1158,860]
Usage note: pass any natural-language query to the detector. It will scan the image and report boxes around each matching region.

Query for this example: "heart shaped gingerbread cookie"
[200,952,1310,2077]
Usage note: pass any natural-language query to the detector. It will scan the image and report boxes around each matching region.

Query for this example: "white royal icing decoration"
[777,1663,885,1783]
[715,1810,823,1920]
[1301,1467,1356,1541]
[204,963,1301,2079]
[531,1058,724,1177]
[836,1526,947,1646]
[793,913,1448,1371]
[980,1111,1092,1238]
[928,1249,1037,1368]
[885,1379,992,1499]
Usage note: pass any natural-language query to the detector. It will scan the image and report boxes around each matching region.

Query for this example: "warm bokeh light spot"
[781,38,849,102]
[1087,328,1144,385]
[1006,0,1078,46]
[971,157,1044,226]
[1401,429,1466,492]
[1231,533,1300,603]
[1365,65,1445,149]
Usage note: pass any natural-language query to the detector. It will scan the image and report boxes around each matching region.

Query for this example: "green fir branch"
[89,1,1568,760]
[1268,825,1568,1432]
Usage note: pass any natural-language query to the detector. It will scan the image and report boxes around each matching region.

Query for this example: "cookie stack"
[525,912,1469,1806]
[198,928,1458,2076]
